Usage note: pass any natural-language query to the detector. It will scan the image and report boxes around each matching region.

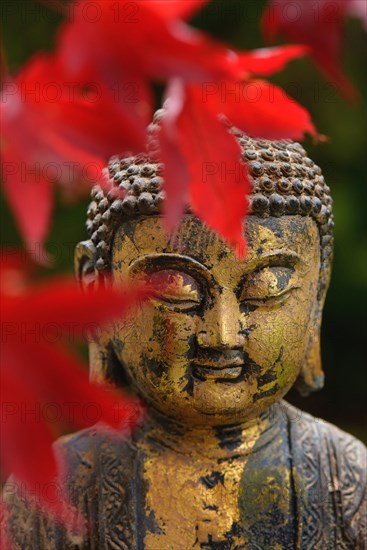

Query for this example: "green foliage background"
[1,0,366,440]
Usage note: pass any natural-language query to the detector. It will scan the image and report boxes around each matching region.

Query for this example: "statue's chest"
[136,444,296,550]
[141,451,248,549]
[143,453,244,550]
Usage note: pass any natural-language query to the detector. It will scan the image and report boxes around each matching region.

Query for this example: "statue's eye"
[239,266,297,304]
[145,269,201,310]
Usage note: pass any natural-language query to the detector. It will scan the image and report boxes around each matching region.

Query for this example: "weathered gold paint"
[90,214,318,547]
[136,409,292,548]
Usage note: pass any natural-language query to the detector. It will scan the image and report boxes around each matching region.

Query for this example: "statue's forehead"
[112,214,319,271]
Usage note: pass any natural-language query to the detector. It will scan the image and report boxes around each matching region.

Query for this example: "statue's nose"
[197,291,245,349]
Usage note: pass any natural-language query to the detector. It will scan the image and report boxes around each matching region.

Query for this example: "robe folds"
[4,402,366,549]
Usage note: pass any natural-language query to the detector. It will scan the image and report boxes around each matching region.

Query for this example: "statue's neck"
[135,405,280,460]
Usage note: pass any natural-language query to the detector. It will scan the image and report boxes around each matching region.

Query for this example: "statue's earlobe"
[295,330,325,396]
[74,241,110,383]
[74,240,99,291]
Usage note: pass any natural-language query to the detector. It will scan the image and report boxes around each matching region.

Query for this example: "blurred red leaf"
[1,0,317,261]
[203,79,317,141]
[145,0,210,21]
[1,146,53,252]
[235,44,309,77]
[0,254,149,521]
[0,53,150,249]
[160,80,248,255]
[157,42,313,249]
[0,0,236,251]
[262,0,364,101]
[159,98,190,229]
[158,64,316,254]
[57,0,235,84]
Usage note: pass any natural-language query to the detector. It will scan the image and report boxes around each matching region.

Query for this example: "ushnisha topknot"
[86,109,333,294]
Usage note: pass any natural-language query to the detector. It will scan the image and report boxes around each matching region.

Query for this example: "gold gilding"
[95,214,320,547]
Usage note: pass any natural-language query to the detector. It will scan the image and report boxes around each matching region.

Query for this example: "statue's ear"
[75,240,107,383]
[74,241,129,389]
[295,332,324,396]
[74,240,100,291]
[295,306,325,396]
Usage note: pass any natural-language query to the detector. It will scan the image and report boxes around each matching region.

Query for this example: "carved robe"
[4,402,366,549]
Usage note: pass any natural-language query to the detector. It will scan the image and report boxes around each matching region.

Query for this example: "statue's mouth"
[191,351,245,380]
[191,361,243,380]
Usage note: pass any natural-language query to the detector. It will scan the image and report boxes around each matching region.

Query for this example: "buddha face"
[107,214,320,426]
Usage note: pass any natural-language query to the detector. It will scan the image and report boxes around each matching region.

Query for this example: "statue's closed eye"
[146,269,201,310]
[239,266,298,305]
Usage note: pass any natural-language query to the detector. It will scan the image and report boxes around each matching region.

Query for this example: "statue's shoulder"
[3,428,136,549]
[57,424,135,459]
[281,401,367,547]
[281,400,366,469]
[55,426,137,506]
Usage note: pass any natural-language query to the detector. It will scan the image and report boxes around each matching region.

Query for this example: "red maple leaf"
[159,81,249,256]
[1,0,318,261]
[57,0,234,85]
[0,52,150,250]
[0,0,240,252]
[0,251,149,523]
[158,45,315,255]
[235,44,310,77]
[262,0,366,101]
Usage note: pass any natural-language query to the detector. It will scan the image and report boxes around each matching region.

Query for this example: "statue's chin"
[142,383,272,428]
[127,358,297,426]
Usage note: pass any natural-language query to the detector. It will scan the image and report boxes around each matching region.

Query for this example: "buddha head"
[75,111,333,427]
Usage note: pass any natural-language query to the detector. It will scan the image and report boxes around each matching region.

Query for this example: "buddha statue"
[4,113,367,549]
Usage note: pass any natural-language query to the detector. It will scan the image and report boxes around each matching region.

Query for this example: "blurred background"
[1,0,366,441]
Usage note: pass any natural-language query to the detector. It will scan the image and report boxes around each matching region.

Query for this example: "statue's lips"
[191,360,243,380]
